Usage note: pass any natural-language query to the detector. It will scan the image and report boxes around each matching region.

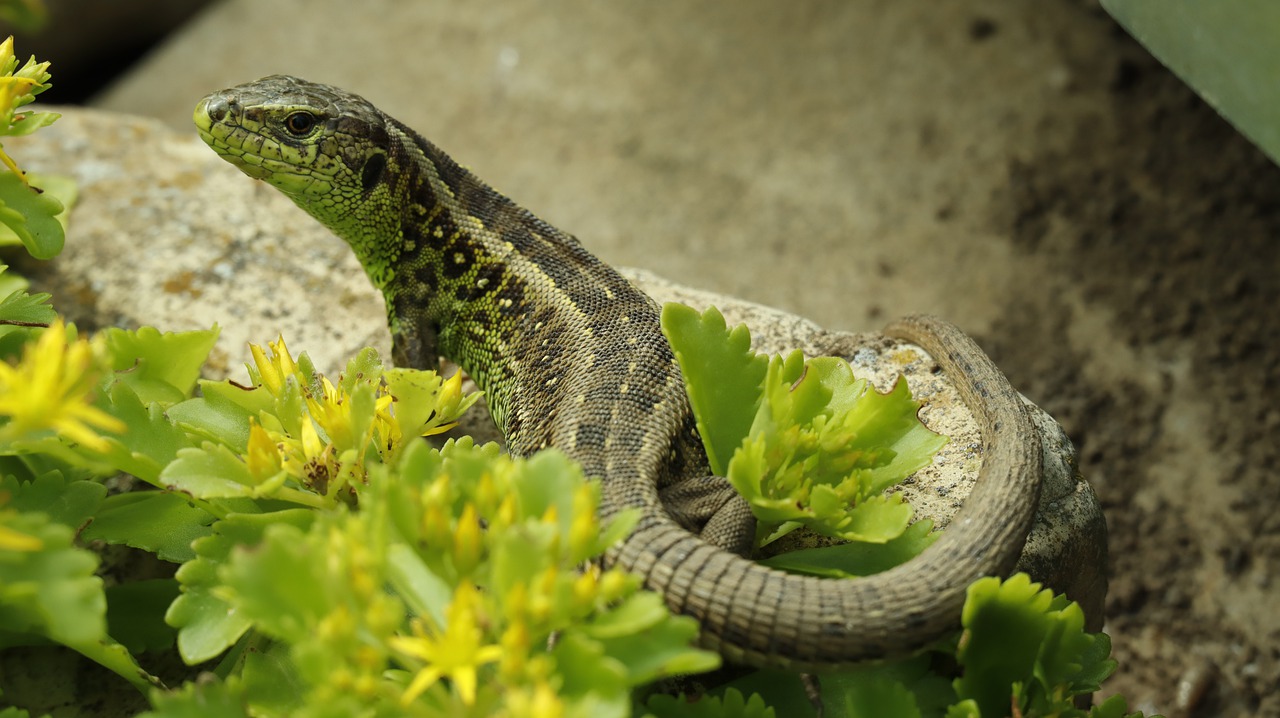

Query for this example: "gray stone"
[15,107,1106,628]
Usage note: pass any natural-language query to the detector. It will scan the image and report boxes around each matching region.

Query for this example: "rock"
[14,107,1107,627]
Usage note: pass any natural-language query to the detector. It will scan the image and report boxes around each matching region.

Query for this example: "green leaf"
[160,445,257,499]
[99,326,220,404]
[662,304,768,475]
[217,522,334,644]
[646,687,777,718]
[820,656,955,718]
[0,511,104,645]
[955,574,1055,716]
[6,112,59,138]
[168,511,313,663]
[759,518,938,578]
[385,542,451,628]
[239,641,305,717]
[550,632,631,717]
[167,380,267,454]
[0,171,64,259]
[854,378,948,496]
[721,670,813,718]
[944,700,981,718]
[105,579,180,654]
[1,471,105,528]
[825,674,921,718]
[570,586,721,686]
[0,266,54,324]
[94,382,199,484]
[167,588,253,666]
[139,678,251,718]
[954,574,1109,717]
[1100,0,1280,167]
[82,491,215,563]
[27,174,77,222]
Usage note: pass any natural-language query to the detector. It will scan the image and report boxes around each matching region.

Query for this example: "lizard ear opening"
[361,151,387,192]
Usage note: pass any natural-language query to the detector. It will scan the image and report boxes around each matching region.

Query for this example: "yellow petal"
[400,665,443,705]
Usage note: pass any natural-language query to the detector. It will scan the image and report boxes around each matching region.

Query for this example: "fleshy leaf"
[139,678,251,718]
[662,303,768,475]
[168,510,314,663]
[1,471,104,528]
[728,353,946,546]
[94,381,198,484]
[160,444,257,499]
[586,594,719,684]
[0,510,104,645]
[827,674,922,718]
[217,522,336,645]
[0,264,54,325]
[646,687,777,718]
[166,380,267,454]
[98,326,220,404]
[955,574,1114,718]
[819,655,956,718]
[82,491,214,563]
[759,518,938,578]
[0,171,64,259]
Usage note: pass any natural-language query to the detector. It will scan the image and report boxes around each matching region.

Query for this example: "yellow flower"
[423,371,466,436]
[0,320,124,452]
[0,35,53,180]
[244,421,283,482]
[390,581,503,706]
[248,335,298,397]
[452,503,483,575]
[305,375,355,450]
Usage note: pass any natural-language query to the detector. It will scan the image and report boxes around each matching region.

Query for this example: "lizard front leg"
[389,309,441,371]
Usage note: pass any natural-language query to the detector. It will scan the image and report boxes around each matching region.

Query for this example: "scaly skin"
[194,75,1043,670]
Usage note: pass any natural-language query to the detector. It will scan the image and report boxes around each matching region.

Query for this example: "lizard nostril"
[203,95,232,122]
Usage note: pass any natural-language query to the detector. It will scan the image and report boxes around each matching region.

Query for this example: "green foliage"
[0,36,71,260]
[757,517,938,579]
[646,687,775,718]
[951,575,1120,718]
[0,502,104,645]
[662,303,946,554]
[1,321,715,716]
[0,264,54,328]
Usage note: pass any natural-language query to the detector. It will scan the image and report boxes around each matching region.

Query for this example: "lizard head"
[194,75,392,223]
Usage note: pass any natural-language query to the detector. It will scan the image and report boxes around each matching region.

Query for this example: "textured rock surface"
[16,108,1106,624]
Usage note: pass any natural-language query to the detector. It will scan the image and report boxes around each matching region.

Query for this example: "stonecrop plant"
[0,35,1160,718]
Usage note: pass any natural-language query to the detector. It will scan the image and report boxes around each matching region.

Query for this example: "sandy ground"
[40,0,1280,714]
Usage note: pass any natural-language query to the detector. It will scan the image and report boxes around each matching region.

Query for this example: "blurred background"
[5,1,1278,715]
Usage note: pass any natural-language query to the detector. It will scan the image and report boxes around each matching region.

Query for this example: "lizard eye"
[284,111,317,136]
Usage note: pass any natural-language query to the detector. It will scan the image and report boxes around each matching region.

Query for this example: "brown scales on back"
[195,74,1043,669]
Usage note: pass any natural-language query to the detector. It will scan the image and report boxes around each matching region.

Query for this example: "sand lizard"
[194,75,1042,670]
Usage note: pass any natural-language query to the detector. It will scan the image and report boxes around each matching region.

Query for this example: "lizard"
[194,75,1042,671]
